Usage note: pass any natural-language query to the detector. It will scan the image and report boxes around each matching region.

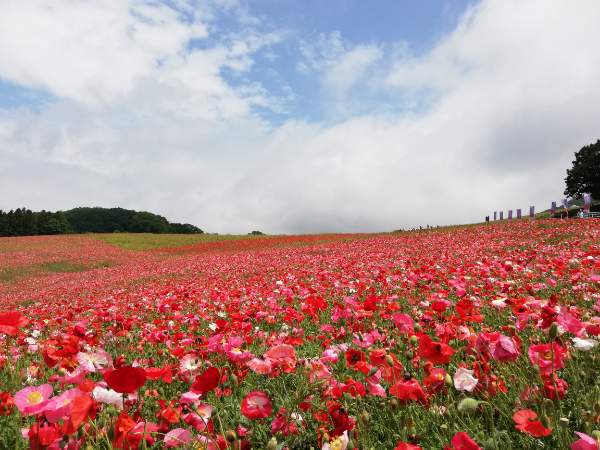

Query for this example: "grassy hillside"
[91,232,269,250]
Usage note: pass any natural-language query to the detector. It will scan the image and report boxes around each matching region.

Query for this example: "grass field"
[91,232,269,251]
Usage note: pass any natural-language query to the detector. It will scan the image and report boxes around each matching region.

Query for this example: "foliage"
[565,139,600,198]
[0,207,203,237]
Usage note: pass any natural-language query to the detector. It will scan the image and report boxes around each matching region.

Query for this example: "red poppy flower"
[63,395,94,435]
[104,366,147,394]
[0,311,29,336]
[423,367,447,393]
[543,375,568,400]
[513,409,552,437]
[345,348,366,368]
[389,378,428,404]
[0,392,15,416]
[191,366,220,395]
[395,443,423,450]
[29,423,60,447]
[418,335,455,365]
[449,432,481,450]
[326,401,355,436]
[145,366,173,384]
[241,391,273,420]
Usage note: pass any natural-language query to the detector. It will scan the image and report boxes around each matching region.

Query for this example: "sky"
[1,0,599,233]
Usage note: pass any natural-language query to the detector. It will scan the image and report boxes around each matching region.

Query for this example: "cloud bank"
[1,0,599,233]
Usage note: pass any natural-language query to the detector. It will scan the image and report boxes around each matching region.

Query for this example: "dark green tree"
[0,210,7,236]
[169,223,203,234]
[0,206,202,236]
[129,211,170,233]
[564,139,600,199]
[37,211,70,234]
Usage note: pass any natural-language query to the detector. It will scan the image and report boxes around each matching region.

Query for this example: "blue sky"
[0,80,55,110]
[0,0,475,122]
[1,0,599,233]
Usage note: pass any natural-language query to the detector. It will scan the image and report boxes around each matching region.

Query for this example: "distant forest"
[0,207,203,237]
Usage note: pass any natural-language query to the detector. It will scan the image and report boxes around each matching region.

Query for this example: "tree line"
[0,207,203,237]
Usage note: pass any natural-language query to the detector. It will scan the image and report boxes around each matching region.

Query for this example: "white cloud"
[0,1,206,104]
[297,31,346,74]
[298,32,383,96]
[1,0,600,233]
[322,45,383,96]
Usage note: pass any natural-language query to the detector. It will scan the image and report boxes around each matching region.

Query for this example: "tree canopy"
[564,139,600,199]
[0,207,203,237]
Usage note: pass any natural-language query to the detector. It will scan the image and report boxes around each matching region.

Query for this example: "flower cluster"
[0,219,599,448]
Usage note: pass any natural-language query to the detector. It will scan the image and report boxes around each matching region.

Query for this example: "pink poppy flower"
[76,349,112,373]
[528,343,568,375]
[493,334,520,361]
[182,403,213,432]
[44,388,81,423]
[453,368,478,392]
[392,313,414,334]
[14,384,53,416]
[164,428,193,448]
[247,357,273,375]
[571,432,599,450]
[264,344,297,373]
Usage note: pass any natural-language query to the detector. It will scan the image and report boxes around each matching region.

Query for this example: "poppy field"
[0,220,599,449]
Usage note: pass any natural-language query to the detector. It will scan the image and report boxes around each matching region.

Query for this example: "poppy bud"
[591,430,600,441]
[266,437,278,450]
[230,374,239,386]
[457,397,480,415]
[390,398,399,409]
[414,324,422,332]
[445,373,453,386]
[542,398,554,413]
[406,350,414,359]
[540,414,550,428]
[360,410,370,423]
[386,354,395,366]
[225,430,237,443]
[559,417,569,429]
[409,335,419,346]
[347,439,355,450]
[367,367,378,377]
[549,323,559,340]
